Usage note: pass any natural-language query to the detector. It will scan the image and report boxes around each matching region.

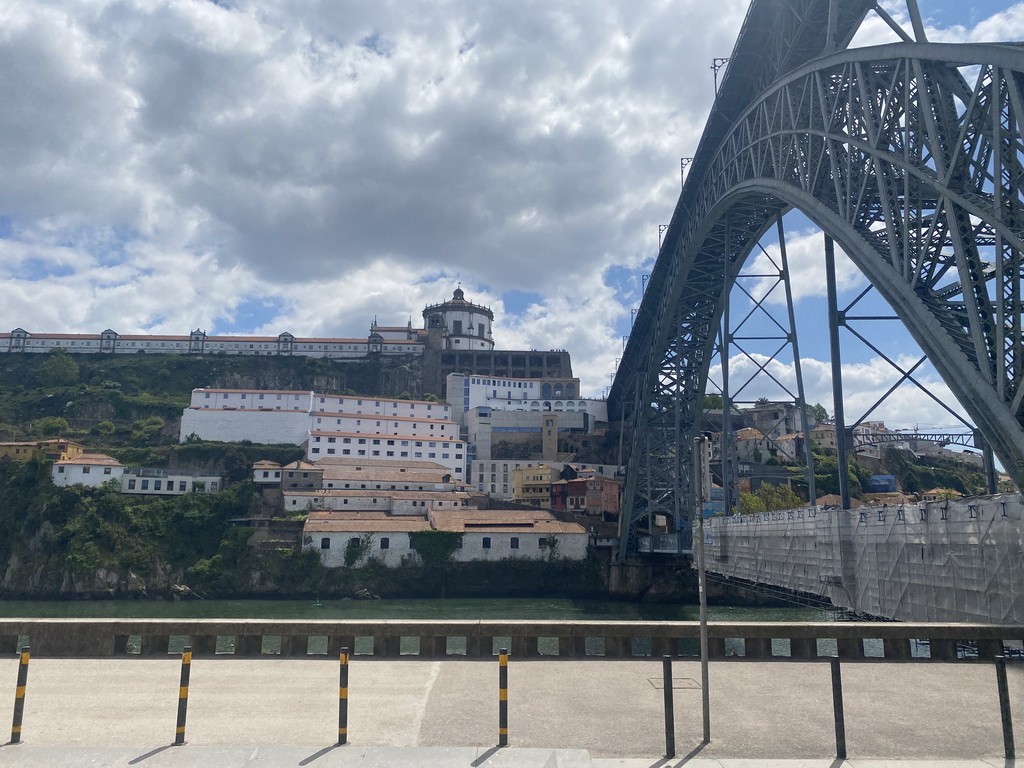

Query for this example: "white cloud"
[0,0,1017,407]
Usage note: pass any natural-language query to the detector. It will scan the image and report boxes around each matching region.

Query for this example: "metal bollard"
[995,655,1015,759]
[662,655,675,758]
[173,645,192,746]
[9,645,30,745]
[498,647,509,747]
[338,647,349,746]
[830,658,847,760]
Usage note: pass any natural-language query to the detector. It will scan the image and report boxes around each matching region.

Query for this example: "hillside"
[0,349,425,449]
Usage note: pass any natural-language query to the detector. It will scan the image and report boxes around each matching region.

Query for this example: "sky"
[2,0,1023,431]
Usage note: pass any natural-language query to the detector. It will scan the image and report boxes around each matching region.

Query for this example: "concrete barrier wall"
[704,493,1024,623]
[1,618,1021,661]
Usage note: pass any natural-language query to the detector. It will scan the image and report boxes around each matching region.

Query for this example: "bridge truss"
[609,0,1024,557]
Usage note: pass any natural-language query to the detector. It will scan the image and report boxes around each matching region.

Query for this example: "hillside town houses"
[12,285,989,569]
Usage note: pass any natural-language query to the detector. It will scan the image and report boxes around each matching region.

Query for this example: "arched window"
[565,383,576,398]
[554,384,563,398]
[541,383,552,399]
[320,538,331,550]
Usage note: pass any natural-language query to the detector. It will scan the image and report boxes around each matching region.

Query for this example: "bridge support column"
[790,637,817,660]
[929,639,958,661]
[976,638,1003,660]
[836,637,864,660]
[708,637,726,659]
[745,637,772,659]
[882,638,911,660]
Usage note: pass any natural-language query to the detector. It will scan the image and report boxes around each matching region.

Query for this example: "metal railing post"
[830,658,847,759]
[173,645,192,746]
[338,647,350,746]
[498,647,509,747]
[662,655,675,758]
[9,645,29,744]
[995,655,1015,759]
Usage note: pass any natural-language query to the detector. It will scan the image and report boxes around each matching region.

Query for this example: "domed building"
[422,286,494,351]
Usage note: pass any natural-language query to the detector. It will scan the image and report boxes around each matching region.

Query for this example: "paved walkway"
[0,657,1019,765]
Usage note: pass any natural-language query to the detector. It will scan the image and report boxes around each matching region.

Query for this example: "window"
[380,537,390,550]
[320,538,331,550]
[154,480,162,490]
[58,466,65,473]
[511,537,519,549]
[82,467,91,474]
[348,537,361,548]
[179,481,187,492]
[127,479,136,489]
[141,480,149,490]
[482,537,492,549]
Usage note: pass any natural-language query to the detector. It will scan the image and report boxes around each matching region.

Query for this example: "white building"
[446,373,607,422]
[306,432,466,477]
[122,468,221,495]
[284,489,475,515]
[309,413,460,440]
[180,390,464,478]
[422,287,494,351]
[0,329,424,359]
[52,454,220,495]
[181,408,313,445]
[303,508,587,568]
[52,454,125,488]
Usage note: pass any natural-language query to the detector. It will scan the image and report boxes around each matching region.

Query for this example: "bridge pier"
[744,637,772,659]
[882,637,912,661]
[790,637,817,660]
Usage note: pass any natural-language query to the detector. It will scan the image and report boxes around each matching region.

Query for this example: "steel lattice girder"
[614,34,1024,555]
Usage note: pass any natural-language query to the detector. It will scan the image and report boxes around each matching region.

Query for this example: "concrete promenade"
[0,657,1020,766]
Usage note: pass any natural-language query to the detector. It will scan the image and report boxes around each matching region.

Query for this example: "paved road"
[0,656,1019,764]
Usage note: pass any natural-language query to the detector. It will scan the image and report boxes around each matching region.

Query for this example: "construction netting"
[703,494,1024,623]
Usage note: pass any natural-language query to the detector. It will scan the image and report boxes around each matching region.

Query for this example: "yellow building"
[511,465,560,508]
[0,439,86,463]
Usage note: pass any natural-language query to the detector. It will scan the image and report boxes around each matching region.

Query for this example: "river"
[0,597,833,622]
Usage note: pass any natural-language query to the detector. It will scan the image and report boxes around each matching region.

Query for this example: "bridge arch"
[612,29,1024,554]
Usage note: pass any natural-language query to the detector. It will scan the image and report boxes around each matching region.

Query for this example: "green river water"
[0,597,832,622]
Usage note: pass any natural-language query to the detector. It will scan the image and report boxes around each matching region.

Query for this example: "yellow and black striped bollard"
[498,647,508,747]
[9,645,29,745]
[173,645,192,746]
[338,647,349,745]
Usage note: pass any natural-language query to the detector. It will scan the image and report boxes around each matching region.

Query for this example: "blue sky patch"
[214,297,285,334]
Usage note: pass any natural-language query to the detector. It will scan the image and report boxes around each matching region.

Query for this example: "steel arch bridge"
[608,0,1024,556]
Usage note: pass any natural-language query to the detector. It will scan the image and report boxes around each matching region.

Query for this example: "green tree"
[342,532,375,567]
[739,494,767,514]
[754,482,803,511]
[702,393,723,409]
[37,348,79,388]
[30,416,69,436]
[808,403,830,424]
[408,530,464,566]
[222,448,252,484]
[130,416,165,446]
[92,420,116,435]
